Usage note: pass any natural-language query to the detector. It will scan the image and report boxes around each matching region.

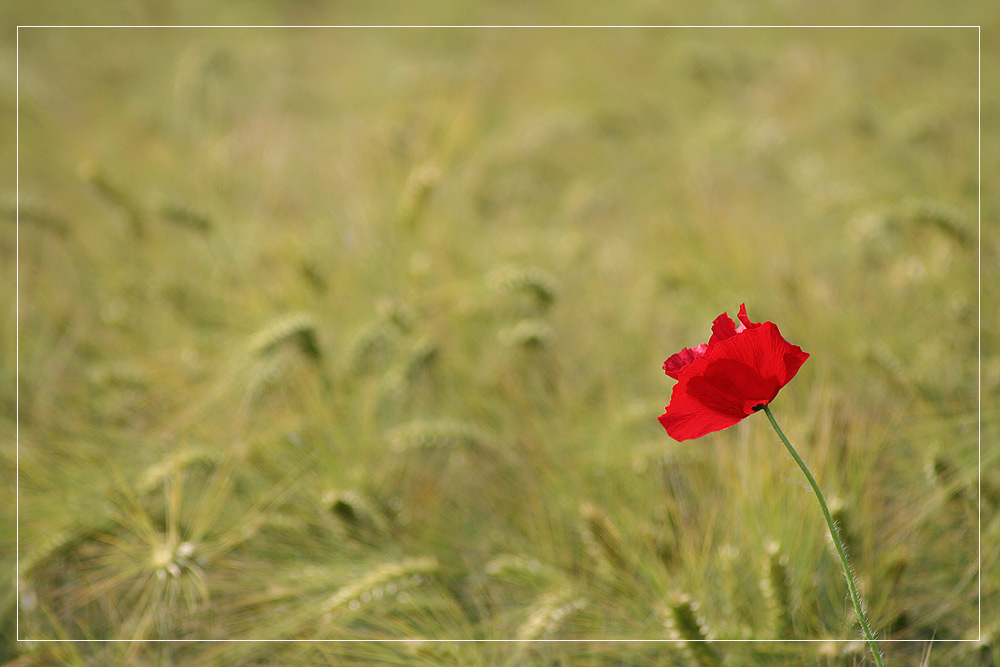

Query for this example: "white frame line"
[15,23,983,646]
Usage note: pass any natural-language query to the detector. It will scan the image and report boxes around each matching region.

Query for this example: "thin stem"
[761,405,884,667]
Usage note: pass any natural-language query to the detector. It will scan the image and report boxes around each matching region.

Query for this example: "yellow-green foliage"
[665,593,722,666]
[5,10,992,667]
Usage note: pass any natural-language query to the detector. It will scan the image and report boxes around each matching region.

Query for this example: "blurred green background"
[2,3,996,665]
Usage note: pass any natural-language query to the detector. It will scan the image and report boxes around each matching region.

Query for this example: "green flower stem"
[761,405,884,667]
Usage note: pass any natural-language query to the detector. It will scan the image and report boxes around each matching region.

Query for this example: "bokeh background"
[2,3,996,665]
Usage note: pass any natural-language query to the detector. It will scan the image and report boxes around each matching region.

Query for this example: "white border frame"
[14,24,983,647]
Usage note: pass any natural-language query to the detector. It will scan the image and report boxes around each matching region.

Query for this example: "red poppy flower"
[659,304,809,441]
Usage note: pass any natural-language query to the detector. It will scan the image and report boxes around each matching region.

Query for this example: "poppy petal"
[709,312,738,345]
[736,303,761,330]
[782,348,810,385]
[658,372,747,441]
[688,358,781,408]
[663,343,709,379]
[709,322,809,388]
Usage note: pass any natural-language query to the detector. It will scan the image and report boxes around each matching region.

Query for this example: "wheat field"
[2,8,996,666]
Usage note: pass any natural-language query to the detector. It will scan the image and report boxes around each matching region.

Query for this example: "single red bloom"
[659,304,809,441]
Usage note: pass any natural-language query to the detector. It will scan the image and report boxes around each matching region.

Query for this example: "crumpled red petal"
[709,312,739,346]
[662,343,709,379]
[736,303,760,330]
[707,303,761,346]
